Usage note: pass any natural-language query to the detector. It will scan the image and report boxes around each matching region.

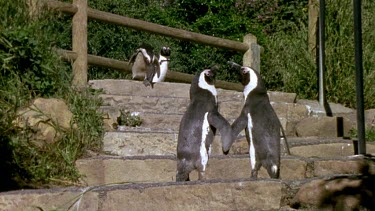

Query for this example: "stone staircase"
[1,79,374,210]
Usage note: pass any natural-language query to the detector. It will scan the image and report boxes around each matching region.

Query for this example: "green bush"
[50,0,375,109]
[0,0,104,190]
[262,0,375,109]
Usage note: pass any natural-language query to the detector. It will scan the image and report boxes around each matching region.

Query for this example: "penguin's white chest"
[200,112,211,171]
[153,55,169,82]
[247,113,256,170]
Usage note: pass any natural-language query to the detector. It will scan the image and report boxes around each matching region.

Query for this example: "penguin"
[176,66,233,182]
[227,61,289,179]
[152,46,170,83]
[129,44,170,88]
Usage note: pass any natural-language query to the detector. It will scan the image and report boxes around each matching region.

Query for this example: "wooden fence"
[41,0,261,91]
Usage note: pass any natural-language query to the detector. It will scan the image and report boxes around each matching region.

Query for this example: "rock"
[290,142,357,158]
[268,91,297,103]
[297,99,355,117]
[295,116,344,137]
[15,98,73,147]
[291,175,375,210]
[271,102,309,136]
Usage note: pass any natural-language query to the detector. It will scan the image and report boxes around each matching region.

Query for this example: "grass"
[350,128,375,142]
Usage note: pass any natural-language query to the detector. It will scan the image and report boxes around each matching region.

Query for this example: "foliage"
[1,0,374,190]
[50,0,375,108]
[0,0,104,190]
[350,128,375,142]
[117,110,143,127]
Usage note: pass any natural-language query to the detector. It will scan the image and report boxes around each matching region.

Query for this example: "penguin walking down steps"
[129,44,170,88]
[226,61,290,179]
[152,46,170,83]
[176,66,233,182]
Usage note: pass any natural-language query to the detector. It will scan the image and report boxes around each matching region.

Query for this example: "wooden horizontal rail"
[44,0,77,14]
[56,49,243,91]
[87,8,249,53]
[45,0,249,53]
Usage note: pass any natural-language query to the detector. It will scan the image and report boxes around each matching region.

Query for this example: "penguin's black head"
[160,46,171,57]
[227,61,265,94]
[240,67,251,86]
[188,67,217,102]
[227,61,256,86]
[202,65,218,86]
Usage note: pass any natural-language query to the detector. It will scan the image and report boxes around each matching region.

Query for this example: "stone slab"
[78,155,374,186]
[297,99,355,117]
[295,116,343,137]
[313,158,375,177]
[89,79,297,103]
[99,103,308,134]
[78,155,308,185]
[291,143,356,157]
[0,188,99,211]
[0,179,285,211]
[102,131,179,156]
[100,180,283,211]
[99,94,189,114]
[103,131,375,157]
[89,79,191,98]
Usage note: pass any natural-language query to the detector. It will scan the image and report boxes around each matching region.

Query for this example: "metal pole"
[353,0,366,154]
[318,0,326,107]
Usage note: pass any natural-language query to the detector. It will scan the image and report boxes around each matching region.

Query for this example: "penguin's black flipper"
[231,112,248,143]
[143,56,158,88]
[129,51,140,65]
[207,111,233,154]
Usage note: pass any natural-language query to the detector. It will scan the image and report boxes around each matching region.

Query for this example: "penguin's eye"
[241,68,247,74]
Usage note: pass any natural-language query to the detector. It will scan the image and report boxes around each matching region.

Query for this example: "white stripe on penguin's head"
[198,69,217,103]
[242,67,258,101]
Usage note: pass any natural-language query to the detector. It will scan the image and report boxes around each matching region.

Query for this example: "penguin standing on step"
[129,44,170,88]
[176,66,232,182]
[152,46,171,83]
[227,61,282,179]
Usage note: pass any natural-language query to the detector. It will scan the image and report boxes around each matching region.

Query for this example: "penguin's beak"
[227,61,242,71]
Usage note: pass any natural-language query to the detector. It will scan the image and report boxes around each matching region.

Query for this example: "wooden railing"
[42,0,262,91]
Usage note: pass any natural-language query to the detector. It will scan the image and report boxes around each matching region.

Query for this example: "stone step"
[102,131,288,157]
[99,94,307,118]
[0,179,284,210]
[75,154,374,186]
[89,79,297,103]
[100,101,312,136]
[102,131,374,157]
[2,170,374,210]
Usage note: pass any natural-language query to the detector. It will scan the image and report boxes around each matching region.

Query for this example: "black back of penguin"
[228,62,280,179]
[176,66,232,181]
[178,68,218,155]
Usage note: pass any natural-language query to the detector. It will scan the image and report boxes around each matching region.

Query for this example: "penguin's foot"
[143,79,151,87]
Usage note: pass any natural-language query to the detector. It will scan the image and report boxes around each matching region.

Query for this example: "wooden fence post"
[72,0,88,89]
[243,33,260,72]
[27,0,41,18]
[308,0,319,59]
